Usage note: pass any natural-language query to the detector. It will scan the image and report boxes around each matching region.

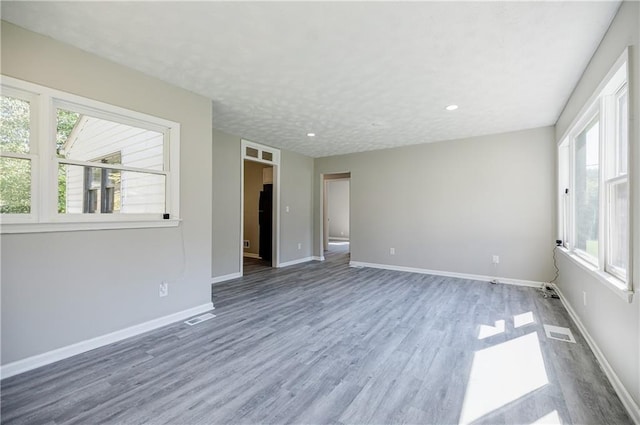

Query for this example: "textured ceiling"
[1,1,620,158]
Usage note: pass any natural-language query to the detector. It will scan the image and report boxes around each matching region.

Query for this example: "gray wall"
[314,126,556,283]
[554,1,640,409]
[327,180,350,239]
[212,129,242,277]
[280,149,314,263]
[212,130,314,278]
[1,22,213,364]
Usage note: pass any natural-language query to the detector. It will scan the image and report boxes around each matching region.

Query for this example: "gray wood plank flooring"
[1,249,632,424]
[243,257,272,276]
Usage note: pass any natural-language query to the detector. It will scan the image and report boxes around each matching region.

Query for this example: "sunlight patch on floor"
[459,332,549,424]
[531,409,563,424]
[478,320,505,339]
[514,311,535,328]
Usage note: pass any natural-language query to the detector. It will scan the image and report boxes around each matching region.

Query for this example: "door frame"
[319,172,351,256]
[240,140,281,274]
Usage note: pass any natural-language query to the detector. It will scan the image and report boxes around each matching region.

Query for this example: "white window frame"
[604,84,629,281]
[0,75,180,234]
[0,85,40,225]
[557,49,633,302]
[571,111,600,267]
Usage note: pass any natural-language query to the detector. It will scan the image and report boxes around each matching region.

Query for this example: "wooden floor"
[243,256,272,275]
[1,249,631,424]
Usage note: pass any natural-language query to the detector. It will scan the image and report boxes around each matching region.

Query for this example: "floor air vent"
[543,324,576,343]
[184,312,216,326]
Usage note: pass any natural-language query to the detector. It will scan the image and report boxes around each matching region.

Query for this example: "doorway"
[322,173,351,257]
[243,160,273,273]
[240,140,280,275]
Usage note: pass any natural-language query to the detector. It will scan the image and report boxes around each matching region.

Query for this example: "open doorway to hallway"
[240,140,281,276]
[323,173,351,257]
[243,159,274,274]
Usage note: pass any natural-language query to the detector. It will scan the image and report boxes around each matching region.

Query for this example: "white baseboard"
[348,261,545,288]
[278,257,313,268]
[313,256,325,261]
[211,272,242,284]
[242,253,261,259]
[0,302,214,380]
[329,237,350,241]
[553,285,640,425]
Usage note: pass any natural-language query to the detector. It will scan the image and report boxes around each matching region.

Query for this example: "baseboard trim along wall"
[278,257,313,268]
[313,256,325,261]
[242,253,261,259]
[211,272,242,284]
[0,302,214,380]
[349,261,545,288]
[553,285,640,425]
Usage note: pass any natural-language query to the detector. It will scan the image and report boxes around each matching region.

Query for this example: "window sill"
[557,248,633,303]
[0,219,181,234]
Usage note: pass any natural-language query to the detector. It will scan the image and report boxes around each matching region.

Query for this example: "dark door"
[258,183,273,262]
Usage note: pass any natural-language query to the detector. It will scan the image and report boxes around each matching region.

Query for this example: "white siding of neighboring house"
[64,116,165,214]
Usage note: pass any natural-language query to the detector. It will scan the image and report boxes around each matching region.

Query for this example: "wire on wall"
[541,242,561,299]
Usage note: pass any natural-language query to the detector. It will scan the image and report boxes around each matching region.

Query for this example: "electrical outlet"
[297,243,302,250]
[583,291,587,306]
[390,247,395,255]
[286,206,290,213]
[159,281,169,297]
[492,255,500,264]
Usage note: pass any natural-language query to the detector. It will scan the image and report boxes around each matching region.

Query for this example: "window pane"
[0,157,31,213]
[246,147,259,158]
[616,91,628,175]
[58,163,69,213]
[59,163,164,214]
[1,95,30,154]
[56,108,80,153]
[607,181,628,278]
[574,119,599,261]
[121,171,165,213]
[56,109,164,171]
[262,151,273,161]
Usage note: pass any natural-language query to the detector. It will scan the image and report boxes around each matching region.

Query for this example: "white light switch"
[286,206,290,213]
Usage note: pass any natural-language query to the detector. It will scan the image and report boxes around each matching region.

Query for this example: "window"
[558,51,631,295]
[605,87,628,280]
[0,76,180,233]
[79,152,121,214]
[573,117,600,264]
[0,88,37,218]
[242,140,279,165]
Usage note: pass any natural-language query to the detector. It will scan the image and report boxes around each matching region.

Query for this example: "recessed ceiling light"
[445,104,459,111]
[307,133,316,137]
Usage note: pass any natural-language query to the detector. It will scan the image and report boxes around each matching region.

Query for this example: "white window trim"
[0,75,180,233]
[570,111,601,267]
[241,139,281,165]
[603,84,629,281]
[0,85,40,225]
[1,219,182,234]
[557,48,633,302]
[557,247,633,303]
